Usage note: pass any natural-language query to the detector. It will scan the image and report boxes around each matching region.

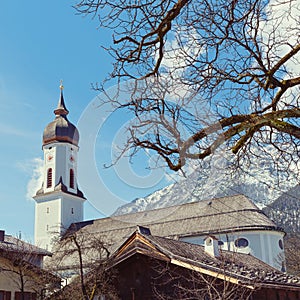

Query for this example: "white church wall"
[35,197,62,250]
[180,229,285,270]
[35,194,85,251]
[42,143,79,194]
[54,144,66,185]
[61,196,84,230]
[43,145,56,193]
[67,145,78,193]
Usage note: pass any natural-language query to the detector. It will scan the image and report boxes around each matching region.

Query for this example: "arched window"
[47,168,52,188]
[70,169,74,189]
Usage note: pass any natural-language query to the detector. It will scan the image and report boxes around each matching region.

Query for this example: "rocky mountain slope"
[263,185,300,233]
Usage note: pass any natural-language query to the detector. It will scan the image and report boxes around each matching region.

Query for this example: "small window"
[69,169,74,189]
[15,291,36,300]
[46,225,49,231]
[0,290,12,300]
[279,239,284,250]
[47,168,52,188]
[71,208,74,214]
[235,238,249,248]
[218,240,224,246]
[46,207,49,214]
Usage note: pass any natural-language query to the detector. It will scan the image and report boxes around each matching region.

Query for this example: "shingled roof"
[70,194,282,252]
[0,234,51,256]
[112,230,300,290]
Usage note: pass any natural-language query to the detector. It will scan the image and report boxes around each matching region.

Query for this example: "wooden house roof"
[112,229,300,290]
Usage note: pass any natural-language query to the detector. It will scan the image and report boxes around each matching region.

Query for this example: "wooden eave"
[256,282,300,291]
[111,232,255,289]
[111,232,169,268]
[170,258,255,289]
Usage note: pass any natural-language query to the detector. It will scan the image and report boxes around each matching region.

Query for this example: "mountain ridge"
[114,162,300,234]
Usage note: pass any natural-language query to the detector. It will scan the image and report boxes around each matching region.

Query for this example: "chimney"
[204,235,220,257]
[0,230,5,242]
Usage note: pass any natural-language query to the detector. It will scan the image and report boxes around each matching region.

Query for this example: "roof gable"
[111,230,300,289]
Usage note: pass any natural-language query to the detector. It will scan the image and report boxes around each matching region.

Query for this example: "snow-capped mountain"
[114,150,299,216]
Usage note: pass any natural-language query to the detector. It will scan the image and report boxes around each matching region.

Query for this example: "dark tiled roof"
[72,195,281,252]
[114,231,300,288]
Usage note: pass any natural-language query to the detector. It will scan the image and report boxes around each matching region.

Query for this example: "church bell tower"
[34,83,86,250]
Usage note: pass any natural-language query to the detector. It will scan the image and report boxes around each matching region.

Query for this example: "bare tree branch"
[75,0,300,176]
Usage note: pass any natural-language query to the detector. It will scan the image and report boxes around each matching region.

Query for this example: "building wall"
[180,229,285,270]
[43,143,78,194]
[35,137,84,251]
[35,197,61,250]
[61,197,83,231]
[254,287,300,300]
[35,194,84,250]
[0,257,37,299]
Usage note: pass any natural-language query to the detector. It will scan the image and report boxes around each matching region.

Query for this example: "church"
[33,84,86,251]
[0,85,300,300]
[33,85,285,269]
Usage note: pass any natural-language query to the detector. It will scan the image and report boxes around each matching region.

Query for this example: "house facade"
[0,230,55,300]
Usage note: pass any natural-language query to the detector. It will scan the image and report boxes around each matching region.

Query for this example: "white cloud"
[160,27,201,74]
[150,26,203,101]
[20,158,44,201]
[259,0,300,108]
[262,0,300,75]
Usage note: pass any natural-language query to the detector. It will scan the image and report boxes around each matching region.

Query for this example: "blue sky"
[0,1,170,242]
[3,1,297,244]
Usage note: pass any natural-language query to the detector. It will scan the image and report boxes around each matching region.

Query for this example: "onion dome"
[43,84,79,146]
